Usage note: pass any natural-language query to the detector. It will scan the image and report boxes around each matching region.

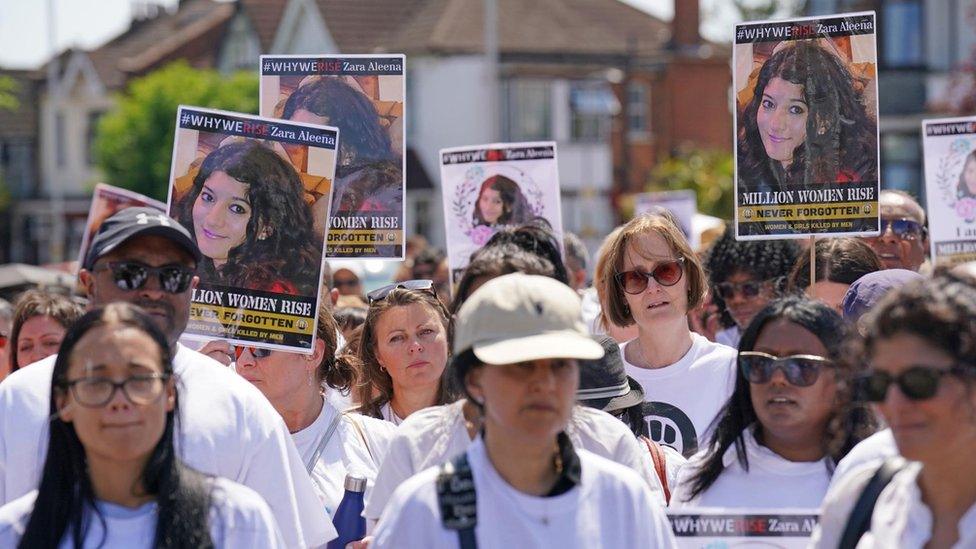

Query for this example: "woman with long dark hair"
[0,303,283,547]
[670,297,876,509]
[738,41,877,194]
[471,175,532,228]
[174,140,322,295]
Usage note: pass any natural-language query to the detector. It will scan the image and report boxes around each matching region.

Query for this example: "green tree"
[94,61,258,200]
[644,149,735,220]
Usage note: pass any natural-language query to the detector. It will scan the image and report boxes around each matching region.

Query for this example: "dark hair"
[705,226,800,325]
[314,301,359,393]
[451,242,557,314]
[332,159,402,214]
[334,306,367,334]
[174,140,322,295]
[481,223,569,284]
[282,77,395,166]
[859,274,976,369]
[9,289,84,372]
[957,150,976,200]
[472,175,533,227]
[788,237,882,291]
[684,297,876,501]
[355,289,457,418]
[19,303,214,548]
[737,41,877,191]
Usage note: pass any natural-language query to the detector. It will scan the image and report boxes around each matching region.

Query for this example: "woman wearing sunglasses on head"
[669,297,876,510]
[234,303,395,518]
[356,280,456,425]
[596,213,737,458]
[812,274,976,549]
[0,303,284,547]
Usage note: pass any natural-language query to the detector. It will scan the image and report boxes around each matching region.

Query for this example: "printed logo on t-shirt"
[641,401,697,457]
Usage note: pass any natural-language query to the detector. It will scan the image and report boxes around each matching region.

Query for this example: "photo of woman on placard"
[471,175,532,228]
[173,140,322,295]
[737,41,877,194]
[957,149,976,200]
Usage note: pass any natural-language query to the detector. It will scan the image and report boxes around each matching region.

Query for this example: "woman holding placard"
[670,297,875,509]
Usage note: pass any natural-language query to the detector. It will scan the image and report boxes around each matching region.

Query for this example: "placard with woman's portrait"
[165,106,338,353]
[923,116,976,267]
[733,11,881,240]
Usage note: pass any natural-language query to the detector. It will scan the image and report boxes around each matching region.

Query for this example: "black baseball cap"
[577,335,645,413]
[83,206,202,270]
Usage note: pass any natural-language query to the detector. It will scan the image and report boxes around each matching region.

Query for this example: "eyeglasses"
[878,218,924,240]
[333,278,360,289]
[858,365,973,402]
[234,346,274,360]
[614,258,685,295]
[94,261,194,294]
[738,351,832,387]
[714,279,778,301]
[367,279,436,304]
[60,373,170,408]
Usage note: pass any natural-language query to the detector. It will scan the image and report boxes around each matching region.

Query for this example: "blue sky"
[0,0,748,69]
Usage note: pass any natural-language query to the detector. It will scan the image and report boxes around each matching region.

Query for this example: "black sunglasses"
[879,218,924,240]
[235,346,274,360]
[739,351,832,387]
[94,261,194,294]
[714,278,780,301]
[858,365,973,402]
[615,258,685,295]
[367,279,436,304]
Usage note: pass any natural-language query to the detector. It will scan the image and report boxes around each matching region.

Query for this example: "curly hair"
[355,289,457,418]
[9,289,84,372]
[738,41,878,191]
[683,297,877,501]
[174,140,322,295]
[314,301,359,393]
[451,242,558,314]
[480,222,568,285]
[282,77,395,166]
[472,175,533,227]
[788,237,882,291]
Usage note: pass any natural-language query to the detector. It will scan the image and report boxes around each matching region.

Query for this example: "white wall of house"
[272,0,339,55]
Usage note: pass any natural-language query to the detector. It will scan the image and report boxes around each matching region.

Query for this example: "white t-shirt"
[622,333,737,457]
[0,476,285,548]
[670,426,832,510]
[372,437,677,549]
[364,401,668,520]
[0,345,336,548]
[292,399,395,517]
[715,326,741,349]
[379,402,405,426]
[811,462,976,548]
[830,428,898,487]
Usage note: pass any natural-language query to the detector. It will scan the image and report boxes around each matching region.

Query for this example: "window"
[502,79,551,141]
[881,133,922,199]
[626,81,650,139]
[882,0,923,68]
[569,82,616,142]
[86,110,105,166]
[55,112,66,168]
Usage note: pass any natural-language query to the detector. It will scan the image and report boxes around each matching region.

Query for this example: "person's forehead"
[880,196,924,223]
[98,234,196,266]
[333,269,360,281]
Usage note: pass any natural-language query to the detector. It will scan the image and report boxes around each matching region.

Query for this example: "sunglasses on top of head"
[738,351,833,387]
[366,279,436,304]
[93,261,195,294]
[615,257,685,295]
[857,364,974,402]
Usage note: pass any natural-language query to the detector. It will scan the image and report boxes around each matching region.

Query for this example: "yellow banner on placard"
[189,304,313,335]
[738,201,876,222]
[327,230,404,244]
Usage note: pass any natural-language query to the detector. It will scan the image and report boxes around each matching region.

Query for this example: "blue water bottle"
[327,474,367,548]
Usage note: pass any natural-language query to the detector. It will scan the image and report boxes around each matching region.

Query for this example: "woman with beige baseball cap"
[372,273,676,548]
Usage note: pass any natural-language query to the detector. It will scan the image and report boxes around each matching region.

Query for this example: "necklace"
[385,402,405,426]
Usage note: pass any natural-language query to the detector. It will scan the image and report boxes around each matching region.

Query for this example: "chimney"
[672,0,700,49]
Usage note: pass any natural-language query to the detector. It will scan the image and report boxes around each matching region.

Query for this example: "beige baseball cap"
[453,273,604,365]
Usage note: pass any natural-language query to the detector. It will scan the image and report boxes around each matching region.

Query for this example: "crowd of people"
[0,184,972,548]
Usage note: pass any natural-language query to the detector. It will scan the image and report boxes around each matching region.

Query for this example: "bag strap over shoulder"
[642,436,670,505]
[436,453,478,549]
[342,411,375,462]
[838,456,907,549]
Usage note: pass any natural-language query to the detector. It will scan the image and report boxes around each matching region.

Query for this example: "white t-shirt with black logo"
[291,399,395,517]
[670,427,832,509]
[0,345,336,548]
[372,437,677,548]
[364,401,668,520]
[0,477,285,547]
[622,333,737,457]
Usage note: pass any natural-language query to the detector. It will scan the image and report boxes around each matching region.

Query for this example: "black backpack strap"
[436,453,478,549]
[837,456,907,549]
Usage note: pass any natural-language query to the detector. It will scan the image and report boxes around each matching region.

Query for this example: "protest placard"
[439,142,564,283]
[634,189,699,249]
[922,116,976,266]
[77,183,166,268]
[668,509,819,548]
[733,11,880,240]
[260,54,405,259]
[165,106,338,353]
